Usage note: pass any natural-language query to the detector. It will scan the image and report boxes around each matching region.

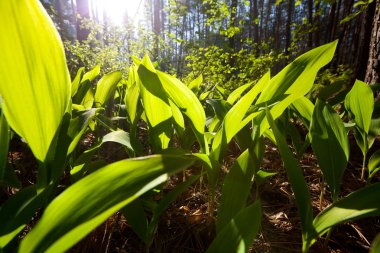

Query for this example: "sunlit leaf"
[345,80,374,134]
[157,71,206,138]
[94,71,122,108]
[137,56,172,151]
[71,67,85,97]
[0,0,71,162]
[20,155,195,253]
[312,183,380,240]
[226,82,252,105]
[188,74,203,93]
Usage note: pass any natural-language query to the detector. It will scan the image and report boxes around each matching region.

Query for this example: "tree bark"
[365,0,380,85]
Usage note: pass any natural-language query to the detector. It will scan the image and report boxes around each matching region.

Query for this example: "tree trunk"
[365,0,380,85]
[229,0,238,51]
[285,0,293,54]
[76,0,90,41]
[307,0,313,48]
[355,0,375,81]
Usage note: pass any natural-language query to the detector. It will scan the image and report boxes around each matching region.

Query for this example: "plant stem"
[361,153,366,180]
[323,229,333,248]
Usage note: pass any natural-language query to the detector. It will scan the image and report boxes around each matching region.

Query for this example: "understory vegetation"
[1,1,380,253]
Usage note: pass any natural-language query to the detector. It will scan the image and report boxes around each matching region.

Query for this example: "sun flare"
[96,0,143,26]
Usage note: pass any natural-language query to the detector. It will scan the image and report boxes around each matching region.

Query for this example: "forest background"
[41,0,380,94]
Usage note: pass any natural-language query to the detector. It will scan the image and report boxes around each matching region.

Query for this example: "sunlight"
[97,0,143,26]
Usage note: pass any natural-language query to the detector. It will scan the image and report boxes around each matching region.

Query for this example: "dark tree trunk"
[365,0,380,85]
[249,0,260,44]
[307,0,313,48]
[285,0,294,54]
[355,0,375,81]
[76,0,90,41]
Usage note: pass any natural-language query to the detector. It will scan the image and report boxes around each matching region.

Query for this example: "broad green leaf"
[67,108,101,156]
[199,90,213,101]
[122,200,149,243]
[20,155,195,253]
[368,150,380,179]
[291,97,314,128]
[312,182,380,241]
[188,74,203,93]
[71,67,85,97]
[82,65,100,83]
[370,234,380,253]
[224,72,269,143]
[207,200,261,253]
[310,99,349,201]
[157,71,206,137]
[257,41,338,103]
[256,41,337,135]
[169,100,185,136]
[125,81,140,124]
[267,109,315,251]
[94,71,122,107]
[345,80,374,134]
[211,73,268,161]
[137,56,172,151]
[226,82,252,105]
[102,130,135,155]
[0,0,71,162]
[216,149,260,233]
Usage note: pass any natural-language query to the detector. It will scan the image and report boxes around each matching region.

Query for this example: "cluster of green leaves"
[1,1,380,253]
[185,44,280,93]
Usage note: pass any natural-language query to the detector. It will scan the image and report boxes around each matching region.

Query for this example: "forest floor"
[2,132,380,253]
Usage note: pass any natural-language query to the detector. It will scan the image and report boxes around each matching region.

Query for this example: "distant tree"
[365,0,380,85]
[76,0,90,41]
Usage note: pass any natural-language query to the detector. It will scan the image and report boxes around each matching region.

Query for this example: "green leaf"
[82,65,100,83]
[257,41,338,135]
[211,72,269,161]
[345,80,374,134]
[291,97,314,128]
[310,99,349,201]
[0,0,71,162]
[370,234,380,253]
[368,149,380,179]
[216,149,260,233]
[94,71,122,108]
[19,155,195,253]
[207,200,262,253]
[137,56,172,151]
[226,82,252,105]
[188,74,203,93]
[312,182,380,240]
[157,71,206,139]
[71,67,85,97]
[102,130,135,155]
[267,109,315,251]
[67,108,101,156]
[125,71,140,125]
